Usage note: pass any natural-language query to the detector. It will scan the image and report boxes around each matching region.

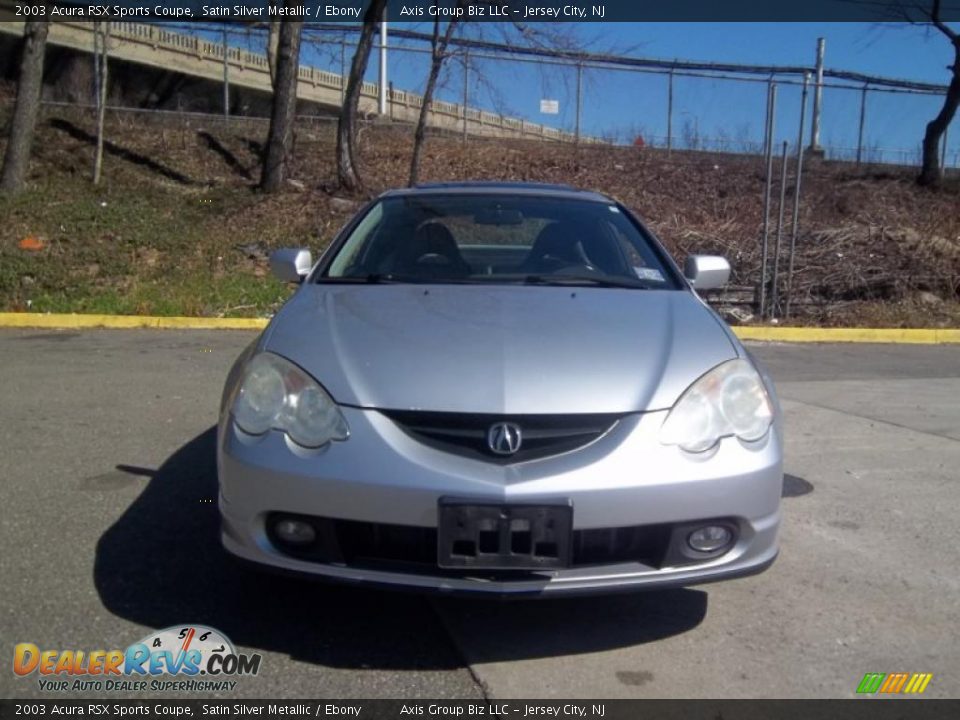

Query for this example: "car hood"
[264,284,739,414]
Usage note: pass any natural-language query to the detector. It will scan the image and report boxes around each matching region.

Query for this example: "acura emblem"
[487,422,522,455]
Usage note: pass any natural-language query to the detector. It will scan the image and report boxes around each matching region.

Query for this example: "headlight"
[232,353,349,448]
[659,358,773,453]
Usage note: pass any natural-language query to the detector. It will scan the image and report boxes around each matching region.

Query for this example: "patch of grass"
[24,271,291,317]
[0,119,296,316]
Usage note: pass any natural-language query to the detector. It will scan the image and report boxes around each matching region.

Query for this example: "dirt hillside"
[2,100,958,325]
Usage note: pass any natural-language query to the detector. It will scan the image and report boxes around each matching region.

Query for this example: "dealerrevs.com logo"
[13,625,261,692]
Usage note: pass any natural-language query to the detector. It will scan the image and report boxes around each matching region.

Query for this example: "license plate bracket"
[437,499,573,570]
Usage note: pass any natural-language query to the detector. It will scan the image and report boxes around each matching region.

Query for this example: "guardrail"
[0,21,602,144]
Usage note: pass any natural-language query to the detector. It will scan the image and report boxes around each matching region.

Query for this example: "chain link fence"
[4,20,954,169]
[376,39,957,170]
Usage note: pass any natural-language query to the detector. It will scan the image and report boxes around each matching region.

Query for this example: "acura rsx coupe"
[217,182,782,596]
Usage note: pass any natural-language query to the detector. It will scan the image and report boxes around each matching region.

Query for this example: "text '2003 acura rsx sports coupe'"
[217,182,783,596]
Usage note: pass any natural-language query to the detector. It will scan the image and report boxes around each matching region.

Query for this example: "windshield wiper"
[319,273,422,284]
[521,274,652,289]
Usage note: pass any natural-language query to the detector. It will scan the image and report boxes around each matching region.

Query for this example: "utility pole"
[809,37,825,154]
[379,13,388,116]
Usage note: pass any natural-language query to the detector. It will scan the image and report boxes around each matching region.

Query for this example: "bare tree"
[336,0,388,192]
[445,17,614,140]
[0,20,50,196]
[409,11,463,186]
[917,0,959,186]
[260,19,303,192]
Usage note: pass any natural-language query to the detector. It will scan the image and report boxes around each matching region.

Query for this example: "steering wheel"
[415,253,452,267]
[536,256,597,274]
[550,261,600,275]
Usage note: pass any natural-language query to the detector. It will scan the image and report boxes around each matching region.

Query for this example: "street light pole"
[809,37,825,153]
[222,28,229,119]
[379,14,388,116]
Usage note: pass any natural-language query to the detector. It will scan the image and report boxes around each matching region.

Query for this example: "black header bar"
[3,0,960,22]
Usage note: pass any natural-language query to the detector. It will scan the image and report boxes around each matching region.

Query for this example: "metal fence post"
[941,123,949,170]
[666,69,674,155]
[771,141,789,318]
[575,61,583,145]
[785,73,810,320]
[759,81,776,320]
[462,50,469,142]
[856,83,868,166]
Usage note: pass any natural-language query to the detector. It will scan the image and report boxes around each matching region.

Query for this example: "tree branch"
[928,0,958,42]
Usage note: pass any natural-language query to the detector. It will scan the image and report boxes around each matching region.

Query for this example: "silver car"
[217,182,782,596]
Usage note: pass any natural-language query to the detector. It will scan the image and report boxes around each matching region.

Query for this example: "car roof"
[380,181,613,204]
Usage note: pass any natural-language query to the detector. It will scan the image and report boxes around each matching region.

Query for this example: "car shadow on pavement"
[433,586,708,663]
[94,427,707,671]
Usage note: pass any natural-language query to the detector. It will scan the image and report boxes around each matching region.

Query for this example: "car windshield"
[320,194,679,289]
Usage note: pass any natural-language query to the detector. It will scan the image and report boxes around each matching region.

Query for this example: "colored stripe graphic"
[857,673,885,694]
[880,673,908,693]
[857,672,932,695]
[904,673,933,694]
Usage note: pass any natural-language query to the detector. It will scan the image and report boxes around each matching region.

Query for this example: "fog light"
[687,525,733,553]
[274,518,316,545]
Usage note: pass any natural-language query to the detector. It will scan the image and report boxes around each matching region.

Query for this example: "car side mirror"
[270,248,313,283]
[684,255,730,291]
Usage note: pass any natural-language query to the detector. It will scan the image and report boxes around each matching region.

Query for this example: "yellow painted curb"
[0,313,268,330]
[733,326,960,344]
[0,313,959,343]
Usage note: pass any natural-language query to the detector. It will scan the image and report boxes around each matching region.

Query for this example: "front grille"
[379,410,624,463]
[267,513,673,576]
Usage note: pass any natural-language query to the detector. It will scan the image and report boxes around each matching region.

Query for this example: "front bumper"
[218,407,782,596]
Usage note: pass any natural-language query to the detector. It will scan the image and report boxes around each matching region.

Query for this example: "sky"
[222,20,958,165]
[356,21,959,164]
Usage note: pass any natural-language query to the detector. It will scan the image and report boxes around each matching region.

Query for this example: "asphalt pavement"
[1,329,957,699]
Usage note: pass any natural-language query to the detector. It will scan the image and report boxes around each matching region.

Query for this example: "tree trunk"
[260,19,303,193]
[336,0,387,193]
[409,20,458,187]
[0,20,50,196]
[919,43,960,186]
